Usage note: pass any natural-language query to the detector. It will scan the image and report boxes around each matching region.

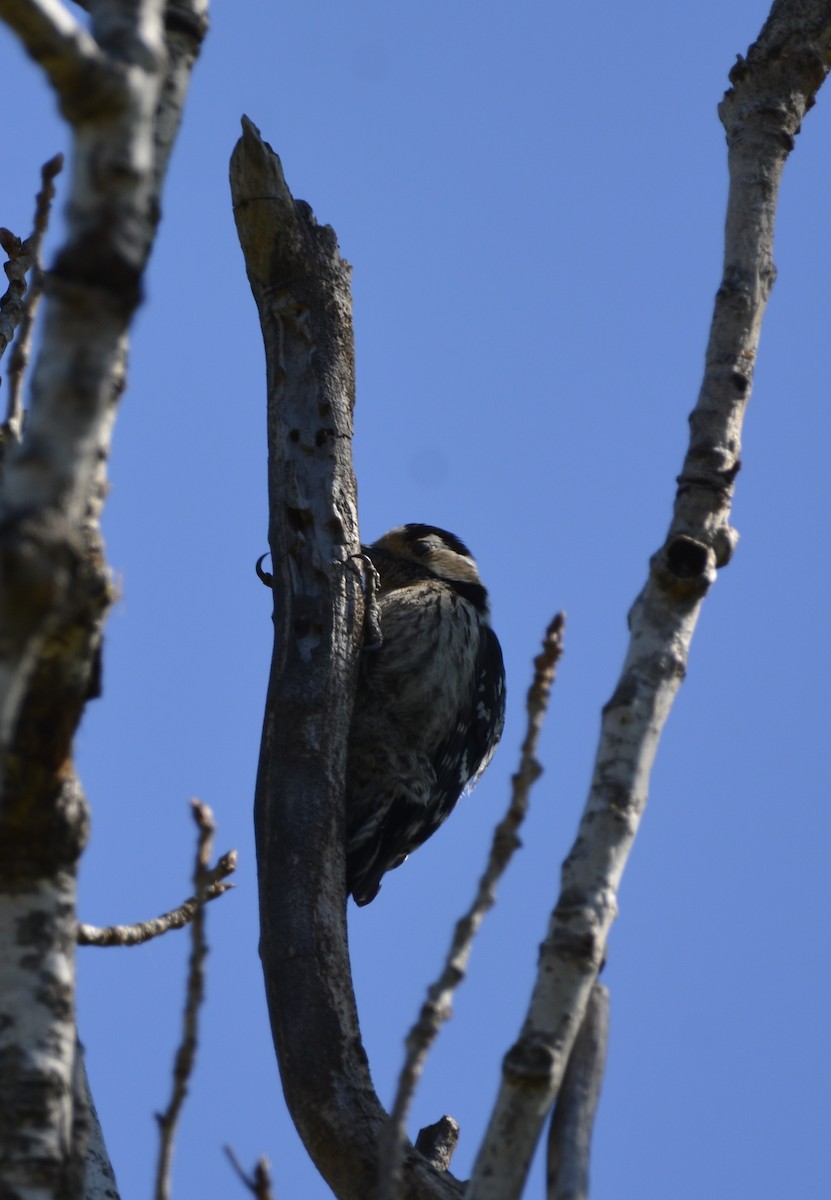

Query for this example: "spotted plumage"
[345,524,506,905]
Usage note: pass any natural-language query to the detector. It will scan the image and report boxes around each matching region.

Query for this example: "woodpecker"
[345,524,506,905]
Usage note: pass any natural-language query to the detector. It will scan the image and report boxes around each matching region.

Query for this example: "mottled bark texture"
[230,118,461,1200]
[467,4,831,1197]
[0,2,208,1196]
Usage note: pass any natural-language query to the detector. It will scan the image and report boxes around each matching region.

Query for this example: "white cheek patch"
[429,545,479,581]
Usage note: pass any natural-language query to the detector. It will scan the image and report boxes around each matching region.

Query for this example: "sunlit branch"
[78,851,236,946]
[153,800,219,1200]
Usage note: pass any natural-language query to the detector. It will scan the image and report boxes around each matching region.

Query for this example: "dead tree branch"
[0,0,118,121]
[230,116,459,1200]
[153,800,218,1200]
[414,1119,461,1176]
[78,849,236,946]
[467,5,831,1196]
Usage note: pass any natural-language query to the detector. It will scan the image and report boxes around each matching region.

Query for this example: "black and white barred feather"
[345,524,506,905]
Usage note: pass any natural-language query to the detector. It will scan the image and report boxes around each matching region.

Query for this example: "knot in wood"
[415,1115,460,1172]
[713,524,740,568]
[502,1033,558,1087]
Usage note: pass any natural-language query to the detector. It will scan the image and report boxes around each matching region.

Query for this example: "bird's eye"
[412,540,431,557]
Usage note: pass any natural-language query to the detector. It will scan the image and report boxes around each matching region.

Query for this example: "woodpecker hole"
[666,535,709,579]
[287,506,313,533]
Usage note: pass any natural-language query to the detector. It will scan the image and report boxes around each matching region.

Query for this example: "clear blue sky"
[3,2,830,1197]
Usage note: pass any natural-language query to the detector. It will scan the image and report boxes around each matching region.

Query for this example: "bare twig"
[546,983,609,1200]
[153,800,218,1200]
[0,227,31,368]
[233,118,448,1200]
[378,615,566,1200]
[225,1147,277,1200]
[78,851,236,946]
[3,154,64,444]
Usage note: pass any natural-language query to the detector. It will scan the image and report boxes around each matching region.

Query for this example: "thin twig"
[546,982,609,1200]
[153,800,219,1200]
[225,1147,277,1200]
[4,153,64,441]
[0,228,31,367]
[78,851,236,946]
[378,614,566,1200]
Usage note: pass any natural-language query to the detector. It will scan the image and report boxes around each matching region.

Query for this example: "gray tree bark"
[230,117,461,1200]
[467,3,831,1196]
[0,2,208,1196]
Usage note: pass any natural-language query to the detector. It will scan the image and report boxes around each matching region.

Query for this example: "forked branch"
[0,0,119,122]
[231,118,460,1200]
[154,800,221,1200]
[79,849,236,946]
[0,3,208,1192]
[467,4,831,1196]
